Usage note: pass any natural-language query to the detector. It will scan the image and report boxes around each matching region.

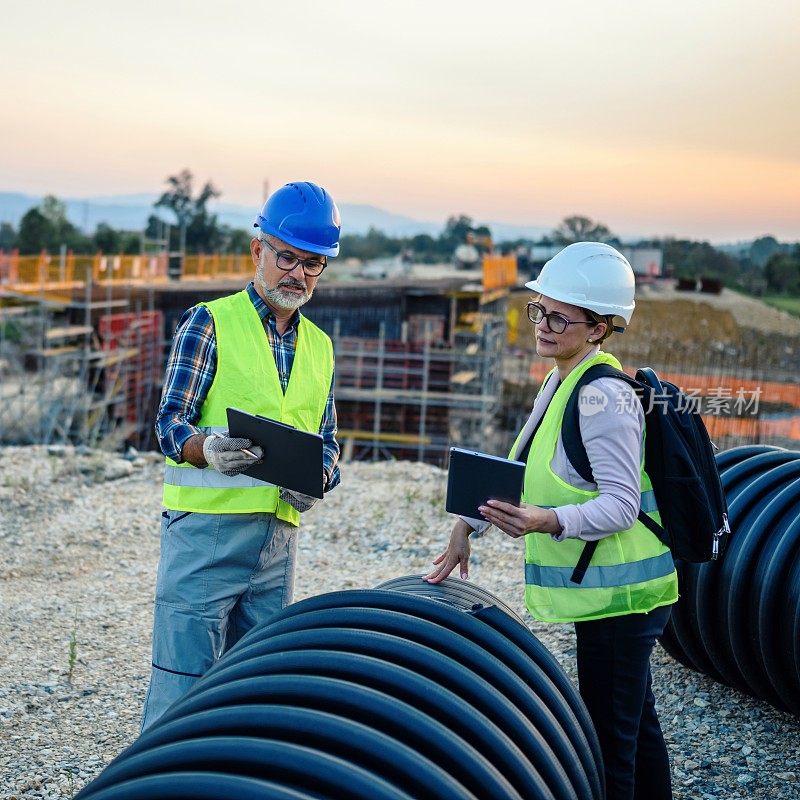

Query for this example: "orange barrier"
[528,360,800,409]
[526,358,800,440]
[93,253,168,283]
[181,253,252,281]
[483,254,517,290]
[659,369,800,408]
[0,250,168,291]
[704,414,800,441]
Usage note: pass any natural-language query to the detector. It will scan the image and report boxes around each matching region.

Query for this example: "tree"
[154,169,222,253]
[42,195,89,251]
[443,215,475,244]
[155,170,195,231]
[0,222,16,250]
[764,253,800,293]
[408,233,439,262]
[145,214,168,242]
[120,231,142,255]
[94,223,121,253]
[663,238,741,282]
[17,208,54,254]
[40,195,70,231]
[339,227,402,261]
[553,215,613,244]
[16,195,93,253]
[749,236,782,268]
[221,227,253,254]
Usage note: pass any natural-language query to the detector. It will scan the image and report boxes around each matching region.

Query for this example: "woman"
[425,242,677,800]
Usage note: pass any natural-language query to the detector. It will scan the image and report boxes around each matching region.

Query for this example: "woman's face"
[531,295,603,363]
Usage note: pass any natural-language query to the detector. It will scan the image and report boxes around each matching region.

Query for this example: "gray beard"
[264,284,310,310]
[256,267,311,310]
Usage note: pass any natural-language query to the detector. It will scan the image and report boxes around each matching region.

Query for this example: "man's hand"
[202,434,263,477]
[424,519,472,583]
[279,488,318,513]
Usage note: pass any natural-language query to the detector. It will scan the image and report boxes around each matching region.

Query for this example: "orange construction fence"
[0,249,169,290]
[527,359,800,440]
[0,249,258,292]
[528,361,800,409]
[704,414,800,441]
[180,253,252,281]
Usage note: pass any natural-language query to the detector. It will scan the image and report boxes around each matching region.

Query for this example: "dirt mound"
[638,283,800,337]
[508,285,800,380]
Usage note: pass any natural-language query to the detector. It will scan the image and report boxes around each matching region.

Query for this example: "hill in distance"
[0,191,550,243]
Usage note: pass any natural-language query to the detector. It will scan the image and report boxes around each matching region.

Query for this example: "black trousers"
[574,604,673,800]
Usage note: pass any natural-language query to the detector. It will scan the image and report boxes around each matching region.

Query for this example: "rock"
[101,459,134,482]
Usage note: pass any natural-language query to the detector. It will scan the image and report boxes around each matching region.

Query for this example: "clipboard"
[226,407,324,499]
[445,447,525,519]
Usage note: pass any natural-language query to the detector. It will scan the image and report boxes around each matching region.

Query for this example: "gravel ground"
[1,445,798,799]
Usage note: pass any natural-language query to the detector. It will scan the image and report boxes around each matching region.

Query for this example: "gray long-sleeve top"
[466,349,645,542]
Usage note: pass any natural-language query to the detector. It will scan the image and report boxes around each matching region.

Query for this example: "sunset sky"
[2,0,798,242]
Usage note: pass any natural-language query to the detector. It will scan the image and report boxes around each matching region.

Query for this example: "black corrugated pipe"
[659,445,800,715]
[76,579,604,800]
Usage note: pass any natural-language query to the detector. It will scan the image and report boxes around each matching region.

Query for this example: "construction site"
[1,246,799,461]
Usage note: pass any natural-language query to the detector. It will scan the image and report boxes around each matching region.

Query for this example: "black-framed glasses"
[526,302,594,335]
[259,238,327,277]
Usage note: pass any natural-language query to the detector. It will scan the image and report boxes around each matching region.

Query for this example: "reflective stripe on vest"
[525,549,675,589]
[164,465,275,490]
[541,489,657,514]
[640,490,657,514]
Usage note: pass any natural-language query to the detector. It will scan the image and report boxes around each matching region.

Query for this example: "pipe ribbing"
[660,447,800,714]
[77,581,604,800]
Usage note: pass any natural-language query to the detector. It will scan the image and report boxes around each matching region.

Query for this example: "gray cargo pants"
[140,509,297,731]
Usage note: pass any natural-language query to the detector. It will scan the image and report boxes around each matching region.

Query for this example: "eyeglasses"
[259,238,327,277]
[526,302,595,334]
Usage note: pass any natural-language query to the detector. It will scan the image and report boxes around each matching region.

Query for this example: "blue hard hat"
[254,181,341,257]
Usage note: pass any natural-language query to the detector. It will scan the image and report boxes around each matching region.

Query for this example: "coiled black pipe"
[659,445,800,715]
[77,579,604,800]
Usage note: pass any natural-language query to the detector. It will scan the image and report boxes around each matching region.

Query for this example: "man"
[141,181,342,730]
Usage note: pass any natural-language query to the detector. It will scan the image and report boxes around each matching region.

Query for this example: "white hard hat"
[525,242,636,329]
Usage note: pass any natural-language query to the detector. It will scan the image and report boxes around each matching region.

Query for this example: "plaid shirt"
[155,283,340,490]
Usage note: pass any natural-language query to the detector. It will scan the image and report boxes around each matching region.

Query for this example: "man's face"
[250,236,325,311]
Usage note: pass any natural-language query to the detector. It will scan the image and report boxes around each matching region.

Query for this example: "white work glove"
[279,471,326,512]
[202,433,263,477]
[279,488,319,513]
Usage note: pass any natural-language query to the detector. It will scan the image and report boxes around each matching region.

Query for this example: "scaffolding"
[0,271,162,449]
[330,294,507,466]
[0,252,514,462]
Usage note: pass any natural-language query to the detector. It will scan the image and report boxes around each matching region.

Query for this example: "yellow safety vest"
[514,352,678,623]
[162,289,334,524]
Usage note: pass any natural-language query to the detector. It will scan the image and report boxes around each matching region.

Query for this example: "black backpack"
[562,365,731,584]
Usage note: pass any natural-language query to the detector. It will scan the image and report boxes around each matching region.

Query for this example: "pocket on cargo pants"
[143,511,227,732]
[152,511,226,676]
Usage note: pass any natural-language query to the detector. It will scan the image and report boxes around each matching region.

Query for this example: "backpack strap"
[562,364,636,483]
[562,365,657,584]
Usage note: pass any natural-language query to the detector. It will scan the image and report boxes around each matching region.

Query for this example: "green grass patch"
[762,295,800,318]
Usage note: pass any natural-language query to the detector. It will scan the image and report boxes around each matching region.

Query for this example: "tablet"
[445,447,526,519]
[226,407,324,498]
